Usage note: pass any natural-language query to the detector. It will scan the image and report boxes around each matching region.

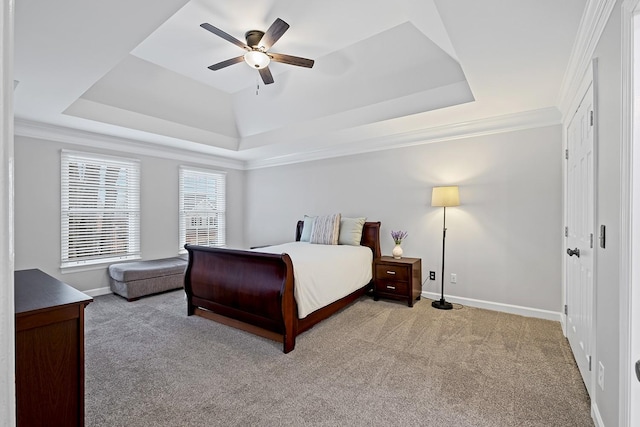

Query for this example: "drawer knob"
[386,285,396,290]
[386,271,396,275]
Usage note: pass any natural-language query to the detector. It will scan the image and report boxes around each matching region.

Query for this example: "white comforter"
[255,242,373,318]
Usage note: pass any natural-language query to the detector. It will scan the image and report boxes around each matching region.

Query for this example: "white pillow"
[300,215,316,242]
[310,214,341,245]
[339,217,367,246]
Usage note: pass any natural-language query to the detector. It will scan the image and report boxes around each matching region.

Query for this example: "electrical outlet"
[450,273,457,283]
[598,361,604,390]
[429,271,436,281]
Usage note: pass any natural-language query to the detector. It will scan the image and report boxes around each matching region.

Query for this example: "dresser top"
[15,269,93,315]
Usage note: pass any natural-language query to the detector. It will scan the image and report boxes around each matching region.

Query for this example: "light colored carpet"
[84,290,593,426]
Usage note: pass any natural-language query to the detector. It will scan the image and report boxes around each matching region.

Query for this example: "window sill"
[60,256,142,274]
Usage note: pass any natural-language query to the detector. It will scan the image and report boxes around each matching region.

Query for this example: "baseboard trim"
[592,402,605,427]
[421,292,562,322]
[86,287,562,321]
[84,286,112,297]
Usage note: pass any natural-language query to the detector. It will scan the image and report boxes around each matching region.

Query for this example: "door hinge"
[590,110,594,126]
[564,304,568,315]
[589,355,592,371]
[590,233,594,248]
[565,149,569,160]
[565,226,568,237]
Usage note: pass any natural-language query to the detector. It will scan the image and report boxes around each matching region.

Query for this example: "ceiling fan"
[200,18,315,85]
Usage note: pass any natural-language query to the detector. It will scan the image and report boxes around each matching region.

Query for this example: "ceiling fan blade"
[259,18,289,49]
[259,67,275,85]
[208,56,245,71]
[200,23,249,50]
[269,53,314,68]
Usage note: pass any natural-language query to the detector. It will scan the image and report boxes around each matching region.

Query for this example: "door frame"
[0,0,15,424]
[620,2,640,426]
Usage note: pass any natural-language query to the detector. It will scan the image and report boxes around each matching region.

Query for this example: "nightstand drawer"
[375,280,408,296]
[375,264,409,281]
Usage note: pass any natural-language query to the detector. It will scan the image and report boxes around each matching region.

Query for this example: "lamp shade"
[431,186,460,207]
[244,51,270,69]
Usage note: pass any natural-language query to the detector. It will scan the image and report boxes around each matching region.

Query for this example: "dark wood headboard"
[295,220,381,259]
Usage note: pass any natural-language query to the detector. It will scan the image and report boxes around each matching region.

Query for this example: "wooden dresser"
[373,256,422,307]
[15,269,93,427]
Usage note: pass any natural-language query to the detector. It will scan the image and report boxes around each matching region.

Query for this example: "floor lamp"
[431,186,460,310]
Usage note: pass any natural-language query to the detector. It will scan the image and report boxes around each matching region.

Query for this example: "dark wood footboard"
[184,245,297,352]
[185,221,381,353]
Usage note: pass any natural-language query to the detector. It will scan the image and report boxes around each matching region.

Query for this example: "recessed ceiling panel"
[232,22,473,140]
[64,55,239,149]
[130,0,459,94]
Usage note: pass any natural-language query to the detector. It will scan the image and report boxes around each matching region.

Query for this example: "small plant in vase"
[390,230,408,259]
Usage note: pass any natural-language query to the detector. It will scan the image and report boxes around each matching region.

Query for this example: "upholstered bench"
[108,257,188,301]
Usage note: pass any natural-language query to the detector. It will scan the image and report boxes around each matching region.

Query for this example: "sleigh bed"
[184,220,381,353]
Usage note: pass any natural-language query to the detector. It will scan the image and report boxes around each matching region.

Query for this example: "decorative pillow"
[338,217,367,246]
[310,213,341,245]
[300,215,316,242]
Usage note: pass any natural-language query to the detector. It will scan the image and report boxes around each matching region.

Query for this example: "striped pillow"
[310,213,341,245]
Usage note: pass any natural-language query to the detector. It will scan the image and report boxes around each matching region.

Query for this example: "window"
[179,166,226,250]
[61,150,140,268]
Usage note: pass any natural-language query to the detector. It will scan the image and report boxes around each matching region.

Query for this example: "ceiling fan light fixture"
[201,19,314,85]
[244,50,270,69]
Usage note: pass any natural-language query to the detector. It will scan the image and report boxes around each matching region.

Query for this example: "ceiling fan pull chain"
[256,77,260,96]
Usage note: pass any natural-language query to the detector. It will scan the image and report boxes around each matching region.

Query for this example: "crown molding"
[558,0,617,120]
[244,107,561,170]
[14,119,245,170]
[15,107,561,172]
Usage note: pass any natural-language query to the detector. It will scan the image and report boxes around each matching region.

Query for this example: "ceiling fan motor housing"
[245,30,265,48]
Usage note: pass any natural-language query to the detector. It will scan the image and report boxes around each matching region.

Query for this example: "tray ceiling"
[14,0,586,164]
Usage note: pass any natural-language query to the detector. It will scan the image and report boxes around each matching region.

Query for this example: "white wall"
[592,4,622,426]
[13,135,245,293]
[245,125,563,313]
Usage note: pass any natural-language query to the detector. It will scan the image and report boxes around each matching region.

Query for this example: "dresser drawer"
[375,280,408,296]
[375,264,409,281]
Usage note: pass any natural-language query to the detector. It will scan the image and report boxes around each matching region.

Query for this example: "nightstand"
[373,256,422,307]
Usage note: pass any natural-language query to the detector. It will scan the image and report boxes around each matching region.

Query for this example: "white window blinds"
[61,150,140,268]
[179,166,226,250]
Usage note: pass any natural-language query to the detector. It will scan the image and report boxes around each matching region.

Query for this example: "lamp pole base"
[432,299,453,310]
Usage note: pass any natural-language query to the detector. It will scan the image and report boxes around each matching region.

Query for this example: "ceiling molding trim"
[557,0,616,120]
[13,119,245,170]
[245,107,561,170]
[15,106,561,172]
